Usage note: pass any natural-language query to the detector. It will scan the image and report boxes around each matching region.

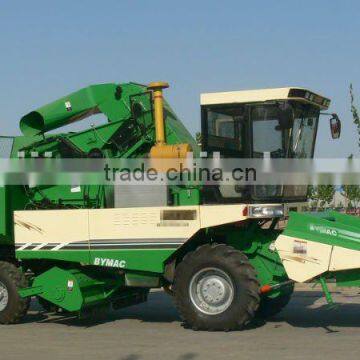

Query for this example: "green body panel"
[0,137,31,244]
[17,250,91,264]
[327,211,360,228]
[173,187,201,206]
[88,249,176,273]
[125,272,160,287]
[20,84,124,136]
[284,211,360,251]
[21,267,125,312]
[217,225,289,297]
[11,135,44,154]
[2,82,198,213]
[16,248,176,274]
[335,269,360,287]
[30,185,106,208]
[18,82,197,156]
[0,186,28,247]
[0,187,7,242]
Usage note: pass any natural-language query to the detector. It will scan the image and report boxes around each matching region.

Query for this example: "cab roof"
[200,87,330,110]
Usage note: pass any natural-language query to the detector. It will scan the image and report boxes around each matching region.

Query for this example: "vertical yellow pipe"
[147,82,169,144]
[148,81,191,160]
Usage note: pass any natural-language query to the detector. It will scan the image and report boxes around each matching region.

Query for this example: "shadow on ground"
[24,290,360,331]
[265,290,360,332]
[25,290,181,328]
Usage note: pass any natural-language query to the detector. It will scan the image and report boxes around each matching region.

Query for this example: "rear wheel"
[174,243,260,331]
[0,261,30,324]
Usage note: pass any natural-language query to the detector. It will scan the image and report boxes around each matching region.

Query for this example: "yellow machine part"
[150,143,192,159]
[147,81,192,160]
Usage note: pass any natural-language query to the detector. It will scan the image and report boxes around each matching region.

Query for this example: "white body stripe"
[18,243,32,250]
[51,243,68,251]
[32,243,48,251]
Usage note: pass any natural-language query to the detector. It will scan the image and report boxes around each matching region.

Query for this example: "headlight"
[248,205,284,218]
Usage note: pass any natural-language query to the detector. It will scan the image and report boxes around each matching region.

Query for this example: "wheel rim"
[0,281,9,312]
[189,267,234,315]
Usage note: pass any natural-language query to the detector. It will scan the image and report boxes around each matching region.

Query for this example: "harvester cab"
[200,87,340,203]
[201,87,338,157]
[0,81,359,333]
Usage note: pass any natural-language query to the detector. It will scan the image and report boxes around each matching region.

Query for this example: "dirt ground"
[0,284,359,360]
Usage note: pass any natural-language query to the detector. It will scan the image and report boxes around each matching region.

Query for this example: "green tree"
[342,185,360,209]
[195,132,202,146]
[317,185,336,208]
[350,83,360,149]
[307,185,335,209]
[307,185,318,209]
[342,85,360,210]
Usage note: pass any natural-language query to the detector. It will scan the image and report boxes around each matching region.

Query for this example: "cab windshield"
[203,102,319,159]
[251,103,319,158]
[202,101,320,201]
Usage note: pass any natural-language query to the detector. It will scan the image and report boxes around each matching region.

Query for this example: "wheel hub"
[0,281,9,312]
[201,277,227,305]
[189,268,234,315]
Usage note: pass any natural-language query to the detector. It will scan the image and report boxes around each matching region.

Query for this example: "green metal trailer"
[0,81,358,331]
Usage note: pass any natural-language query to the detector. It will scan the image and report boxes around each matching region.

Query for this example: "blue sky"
[0,0,359,157]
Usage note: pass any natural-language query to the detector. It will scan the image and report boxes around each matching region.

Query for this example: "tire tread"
[0,261,30,324]
[173,243,260,331]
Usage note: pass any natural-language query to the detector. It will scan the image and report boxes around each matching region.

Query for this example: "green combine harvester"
[0,81,359,331]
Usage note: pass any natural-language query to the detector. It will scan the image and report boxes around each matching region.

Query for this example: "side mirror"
[330,113,341,139]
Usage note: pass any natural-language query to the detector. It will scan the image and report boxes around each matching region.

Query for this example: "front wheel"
[0,261,30,324]
[173,244,260,331]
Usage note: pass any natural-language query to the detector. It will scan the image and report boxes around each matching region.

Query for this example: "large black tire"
[173,243,260,331]
[0,261,30,324]
[257,283,294,318]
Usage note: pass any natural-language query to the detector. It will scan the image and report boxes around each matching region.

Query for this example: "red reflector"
[242,206,248,216]
[260,285,272,294]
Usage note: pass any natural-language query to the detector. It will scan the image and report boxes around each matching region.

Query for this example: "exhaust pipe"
[147,82,191,158]
[147,82,169,145]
